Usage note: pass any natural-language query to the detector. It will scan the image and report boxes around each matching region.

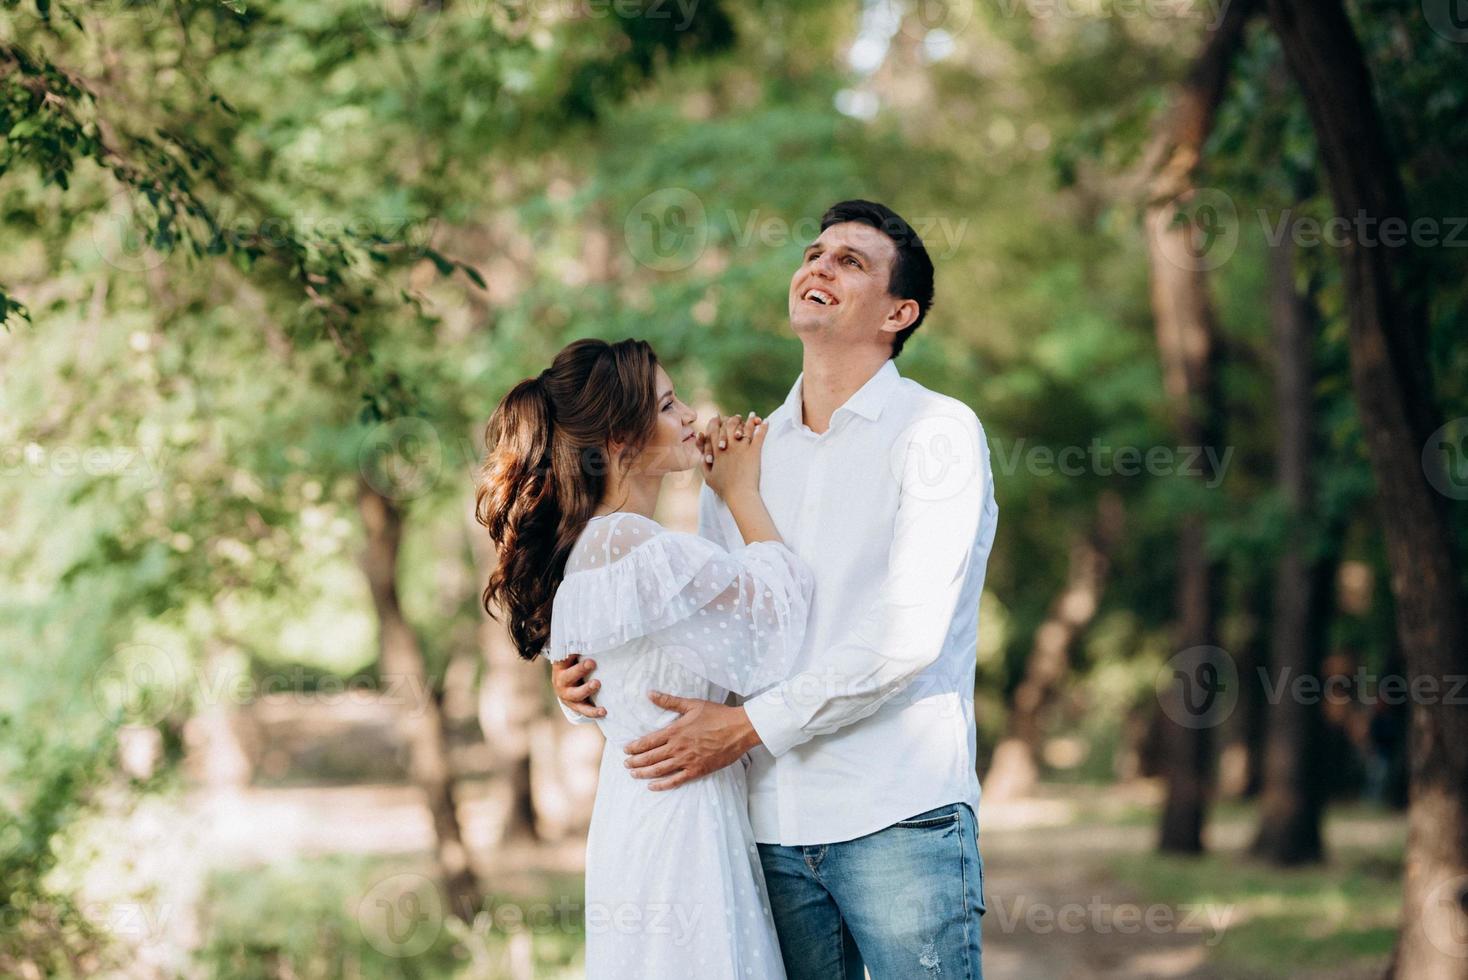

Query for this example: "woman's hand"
[702,411,766,502]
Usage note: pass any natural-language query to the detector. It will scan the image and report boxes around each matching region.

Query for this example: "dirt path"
[977,797,1225,980]
[111,782,1390,979]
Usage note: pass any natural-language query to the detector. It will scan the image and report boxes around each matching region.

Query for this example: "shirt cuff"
[744,686,810,757]
[558,698,594,726]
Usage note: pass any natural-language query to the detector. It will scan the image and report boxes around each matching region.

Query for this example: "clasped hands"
[550,411,764,791]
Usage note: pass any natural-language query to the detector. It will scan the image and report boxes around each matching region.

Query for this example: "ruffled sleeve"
[548,512,813,696]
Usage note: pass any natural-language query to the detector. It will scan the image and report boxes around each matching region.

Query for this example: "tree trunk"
[1250,230,1330,866]
[463,494,544,842]
[1227,572,1271,799]
[183,639,255,789]
[1142,0,1257,855]
[1265,0,1468,973]
[358,478,482,922]
[984,492,1123,802]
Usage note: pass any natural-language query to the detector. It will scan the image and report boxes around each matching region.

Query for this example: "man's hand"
[695,413,723,471]
[622,692,761,791]
[551,653,606,719]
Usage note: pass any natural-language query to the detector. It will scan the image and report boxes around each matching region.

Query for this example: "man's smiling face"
[788,221,904,346]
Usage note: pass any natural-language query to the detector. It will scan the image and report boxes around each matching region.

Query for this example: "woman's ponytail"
[475,339,660,659]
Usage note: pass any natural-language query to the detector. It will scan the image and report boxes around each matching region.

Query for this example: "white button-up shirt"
[699,360,998,846]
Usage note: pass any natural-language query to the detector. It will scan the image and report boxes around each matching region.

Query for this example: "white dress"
[548,512,813,980]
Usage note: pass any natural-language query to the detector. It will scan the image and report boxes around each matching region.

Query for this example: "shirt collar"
[777,360,901,431]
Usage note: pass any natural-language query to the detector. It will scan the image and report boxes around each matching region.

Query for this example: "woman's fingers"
[703,414,722,463]
[751,417,768,449]
[722,414,744,448]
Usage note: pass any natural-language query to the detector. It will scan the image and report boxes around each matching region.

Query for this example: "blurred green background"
[3,0,1466,977]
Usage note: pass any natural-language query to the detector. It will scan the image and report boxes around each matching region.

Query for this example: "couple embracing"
[475,200,998,979]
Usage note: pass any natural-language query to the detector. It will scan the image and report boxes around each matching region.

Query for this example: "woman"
[475,338,811,979]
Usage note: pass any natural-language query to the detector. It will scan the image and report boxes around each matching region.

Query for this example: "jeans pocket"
[892,802,963,829]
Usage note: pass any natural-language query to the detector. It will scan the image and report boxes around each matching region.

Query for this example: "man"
[555,199,997,979]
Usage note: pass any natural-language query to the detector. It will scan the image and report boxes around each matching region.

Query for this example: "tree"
[984,493,1123,802]
[1250,215,1332,865]
[357,478,481,921]
[1142,0,1258,854]
[1265,0,1468,973]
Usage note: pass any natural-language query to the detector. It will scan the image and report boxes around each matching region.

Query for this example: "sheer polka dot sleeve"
[548,512,813,696]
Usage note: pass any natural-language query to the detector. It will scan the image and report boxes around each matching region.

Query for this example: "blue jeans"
[757,802,986,980]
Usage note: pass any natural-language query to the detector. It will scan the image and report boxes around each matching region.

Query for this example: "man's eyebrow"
[803,242,872,264]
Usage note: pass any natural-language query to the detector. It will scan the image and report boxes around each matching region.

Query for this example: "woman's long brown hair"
[474,338,661,660]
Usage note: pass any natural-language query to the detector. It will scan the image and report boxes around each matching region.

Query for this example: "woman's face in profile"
[633,364,700,476]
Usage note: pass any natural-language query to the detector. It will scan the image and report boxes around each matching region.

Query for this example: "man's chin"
[788,312,826,335]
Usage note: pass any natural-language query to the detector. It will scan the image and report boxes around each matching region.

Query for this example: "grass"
[1105,805,1404,978]
[195,854,587,979]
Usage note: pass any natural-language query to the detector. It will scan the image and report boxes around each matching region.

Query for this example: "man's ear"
[880,298,920,334]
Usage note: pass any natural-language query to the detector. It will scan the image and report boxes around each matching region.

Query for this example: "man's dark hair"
[819,199,935,359]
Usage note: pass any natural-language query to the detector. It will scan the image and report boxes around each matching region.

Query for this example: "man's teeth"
[806,289,834,305]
